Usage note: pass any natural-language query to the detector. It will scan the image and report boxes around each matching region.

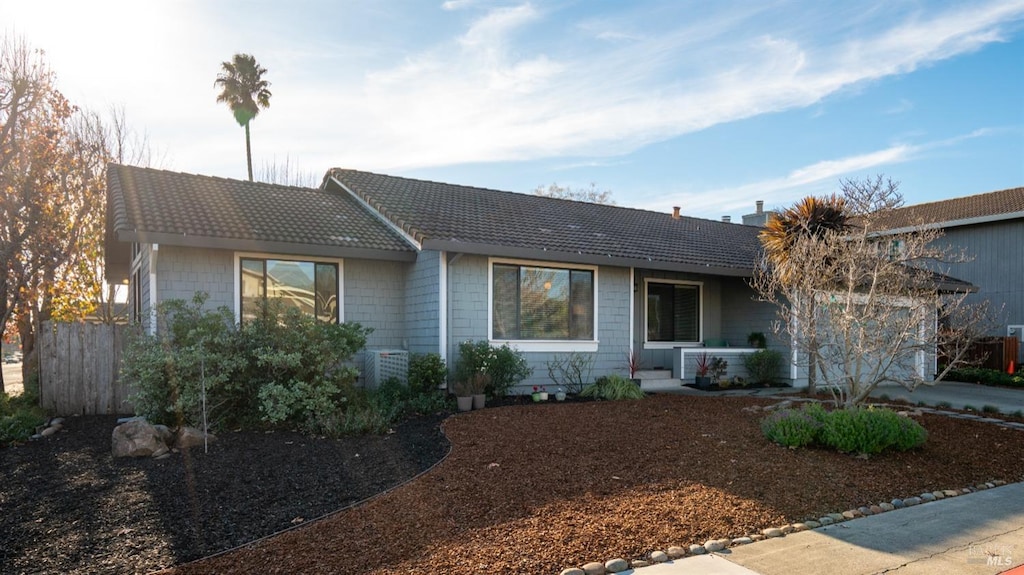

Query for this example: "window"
[240,257,339,323]
[646,281,701,343]
[492,262,594,341]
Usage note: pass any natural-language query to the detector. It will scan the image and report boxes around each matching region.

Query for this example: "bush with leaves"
[454,340,531,397]
[580,374,645,401]
[762,402,927,454]
[760,403,825,448]
[820,406,928,454]
[743,349,784,385]
[122,294,371,433]
[1,374,47,447]
[944,366,1023,388]
[408,353,447,395]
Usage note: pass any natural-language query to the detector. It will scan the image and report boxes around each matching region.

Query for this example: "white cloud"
[308,0,1024,172]
[636,128,1001,218]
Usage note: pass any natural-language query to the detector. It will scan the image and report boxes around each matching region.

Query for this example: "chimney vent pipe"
[672,206,680,220]
[722,215,731,223]
[756,200,764,215]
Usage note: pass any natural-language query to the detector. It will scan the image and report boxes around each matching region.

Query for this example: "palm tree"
[215,53,271,181]
[759,195,849,395]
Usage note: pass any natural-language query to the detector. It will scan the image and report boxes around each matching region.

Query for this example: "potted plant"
[532,386,544,402]
[453,379,474,412]
[554,387,566,401]
[694,352,712,388]
[710,356,728,384]
[747,331,767,349]
[470,372,490,409]
[625,349,643,385]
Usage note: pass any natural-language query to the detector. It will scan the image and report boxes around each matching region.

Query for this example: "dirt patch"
[4,395,1024,575]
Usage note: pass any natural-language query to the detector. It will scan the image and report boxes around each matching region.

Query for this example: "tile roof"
[106,164,416,266]
[327,169,764,275]
[872,186,1024,231]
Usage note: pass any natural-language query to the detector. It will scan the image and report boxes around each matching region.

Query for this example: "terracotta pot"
[472,394,486,409]
[456,396,473,412]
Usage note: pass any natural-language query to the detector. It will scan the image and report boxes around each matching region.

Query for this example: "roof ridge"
[327,167,745,226]
[110,163,323,193]
[888,186,1024,213]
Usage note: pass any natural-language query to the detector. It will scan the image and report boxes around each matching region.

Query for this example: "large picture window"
[492,263,594,341]
[646,281,700,343]
[240,257,339,323]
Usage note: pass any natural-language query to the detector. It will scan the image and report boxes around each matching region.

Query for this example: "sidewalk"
[624,482,1024,575]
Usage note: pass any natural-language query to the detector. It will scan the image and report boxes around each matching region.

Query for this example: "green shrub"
[580,375,645,401]
[742,349,783,385]
[0,388,47,447]
[820,407,927,454]
[761,404,824,448]
[408,353,447,395]
[454,340,531,397]
[122,293,370,434]
[945,367,1024,387]
[761,403,926,454]
[982,404,1000,414]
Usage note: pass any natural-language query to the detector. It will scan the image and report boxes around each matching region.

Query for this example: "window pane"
[315,263,338,323]
[673,285,699,342]
[241,259,265,322]
[520,267,569,339]
[647,282,700,342]
[569,270,594,339]
[266,260,315,316]
[493,264,520,339]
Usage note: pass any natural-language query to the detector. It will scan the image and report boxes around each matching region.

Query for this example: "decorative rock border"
[558,399,1024,575]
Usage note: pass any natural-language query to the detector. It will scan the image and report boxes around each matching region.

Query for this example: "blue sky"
[3,0,1022,220]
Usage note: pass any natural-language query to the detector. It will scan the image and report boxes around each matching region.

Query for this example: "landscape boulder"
[112,420,167,458]
[175,426,215,449]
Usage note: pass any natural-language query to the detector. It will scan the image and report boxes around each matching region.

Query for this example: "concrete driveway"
[869,381,1024,414]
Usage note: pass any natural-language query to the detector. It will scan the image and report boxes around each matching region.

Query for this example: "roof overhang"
[874,210,1024,235]
[113,230,418,263]
[422,239,755,277]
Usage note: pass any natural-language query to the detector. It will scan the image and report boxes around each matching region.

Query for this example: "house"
[872,186,1024,366]
[105,164,791,391]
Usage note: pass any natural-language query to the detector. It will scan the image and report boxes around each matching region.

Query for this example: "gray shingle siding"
[405,250,441,355]
[344,259,408,350]
[156,246,234,310]
[937,220,1024,336]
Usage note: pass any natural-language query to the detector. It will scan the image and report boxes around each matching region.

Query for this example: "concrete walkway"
[869,381,1024,414]
[616,482,1024,574]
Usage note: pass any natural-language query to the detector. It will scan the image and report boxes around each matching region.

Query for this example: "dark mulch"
[0,413,449,575]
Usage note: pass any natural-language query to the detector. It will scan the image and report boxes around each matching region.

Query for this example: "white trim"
[493,340,600,353]
[148,244,159,335]
[642,278,704,349]
[439,251,448,364]
[328,176,423,250]
[486,256,599,350]
[628,267,635,353]
[232,251,345,323]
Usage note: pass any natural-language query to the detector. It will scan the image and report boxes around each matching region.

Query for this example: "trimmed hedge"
[945,367,1023,388]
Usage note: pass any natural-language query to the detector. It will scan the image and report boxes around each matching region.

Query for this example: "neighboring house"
[104,164,790,390]
[872,187,1024,364]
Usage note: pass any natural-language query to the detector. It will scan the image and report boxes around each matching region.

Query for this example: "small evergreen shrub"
[945,367,1023,388]
[580,375,645,401]
[742,349,783,385]
[454,340,531,397]
[760,405,823,448]
[407,353,447,395]
[761,403,926,454]
[820,407,927,454]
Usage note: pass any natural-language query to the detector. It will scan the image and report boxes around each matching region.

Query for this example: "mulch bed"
[0,413,448,575]
[3,395,1024,575]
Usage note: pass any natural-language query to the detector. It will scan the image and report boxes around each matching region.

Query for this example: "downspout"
[148,244,159,335]
[439,251,448,367]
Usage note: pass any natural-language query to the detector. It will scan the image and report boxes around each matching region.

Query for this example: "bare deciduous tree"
[753,176,992,407]
[534,182,615,205]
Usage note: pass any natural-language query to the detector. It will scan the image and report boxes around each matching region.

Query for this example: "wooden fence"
[39,321,133,416]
